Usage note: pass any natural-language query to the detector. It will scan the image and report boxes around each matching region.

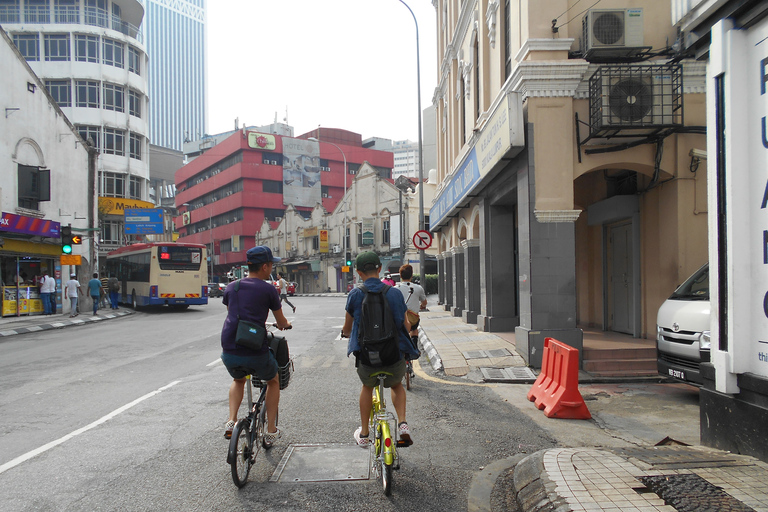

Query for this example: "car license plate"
[668,368,685,380]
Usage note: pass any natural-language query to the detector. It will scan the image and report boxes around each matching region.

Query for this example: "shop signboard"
[320,229,329,253]
[247,132,277,151]
[362,218,374,246]
[124,208,164,234]
[98,197,155,215]
[0,212,60,237]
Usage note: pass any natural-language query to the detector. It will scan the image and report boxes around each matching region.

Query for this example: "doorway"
[607,221,633,334]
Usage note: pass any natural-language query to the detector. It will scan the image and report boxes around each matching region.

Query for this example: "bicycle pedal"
[396,440,412,448]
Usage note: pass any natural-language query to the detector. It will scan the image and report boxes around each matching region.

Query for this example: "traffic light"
[345,252,352,267]
[61,225,73,254]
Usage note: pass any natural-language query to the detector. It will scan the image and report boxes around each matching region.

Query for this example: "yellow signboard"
[303,227,318,237]
[98,197,155,215]
[320,229,329,253]
[342,266,350,273]
[247,132,277,151]
[60,255,82,265]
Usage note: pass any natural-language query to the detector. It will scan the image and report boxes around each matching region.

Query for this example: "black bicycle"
[226,328,293,488]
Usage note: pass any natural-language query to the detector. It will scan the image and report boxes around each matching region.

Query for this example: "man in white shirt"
[395,264,427,339]
[39,270,56,315]
[64,274,81,317]
[277,272,296,313]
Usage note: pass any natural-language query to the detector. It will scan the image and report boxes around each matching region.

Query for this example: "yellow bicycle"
[369,371,410,495]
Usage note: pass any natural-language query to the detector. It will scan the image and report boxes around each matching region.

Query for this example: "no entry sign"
[412,230,433,250]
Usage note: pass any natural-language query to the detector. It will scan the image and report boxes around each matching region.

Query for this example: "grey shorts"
[221,351,278,381]
[357,358,406,388]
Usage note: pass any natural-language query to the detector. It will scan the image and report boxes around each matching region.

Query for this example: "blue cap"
[246,245,281,265]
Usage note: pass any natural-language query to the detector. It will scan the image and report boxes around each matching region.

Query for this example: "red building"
[174,128,394,277]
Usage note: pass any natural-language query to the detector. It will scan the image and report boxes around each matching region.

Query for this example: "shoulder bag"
[233,280,267,351]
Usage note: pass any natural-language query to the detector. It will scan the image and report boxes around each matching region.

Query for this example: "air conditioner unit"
[322,193,328,198]
[582,8,644,60]
[588,64,682,136]
[275,216,282,222]
[271,160,277,165]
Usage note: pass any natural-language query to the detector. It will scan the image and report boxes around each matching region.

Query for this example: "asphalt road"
[0,296,556,512]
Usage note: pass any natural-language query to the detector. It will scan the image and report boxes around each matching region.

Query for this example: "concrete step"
[583,358,657,373]
[582,347,656,360]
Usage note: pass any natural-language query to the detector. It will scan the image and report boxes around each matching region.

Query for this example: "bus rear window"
[157,246,203,270]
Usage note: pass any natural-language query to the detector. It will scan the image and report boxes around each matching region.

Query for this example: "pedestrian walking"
[39,270,56,315]
[108,275,120,309]
[88,272,102,316]
[99,274,109,309]
[65,274,81,317]
[277,272,296,313]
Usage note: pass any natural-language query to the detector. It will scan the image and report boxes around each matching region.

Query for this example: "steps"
[582,346,657,377]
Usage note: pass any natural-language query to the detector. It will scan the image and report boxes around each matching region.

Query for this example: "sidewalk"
[416,307,768,512]
[0,308,133,338]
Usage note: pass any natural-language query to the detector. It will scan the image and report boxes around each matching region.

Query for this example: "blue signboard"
[124,208,164,234]
[429,149,481,227]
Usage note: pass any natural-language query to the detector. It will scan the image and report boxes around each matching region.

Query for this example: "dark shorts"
[221,350,278,381]
[357,358,406,388]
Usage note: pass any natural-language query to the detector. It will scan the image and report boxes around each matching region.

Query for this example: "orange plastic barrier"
[527,337,591,419]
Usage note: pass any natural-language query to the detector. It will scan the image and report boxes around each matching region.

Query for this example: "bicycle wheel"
[405,361,412,390]
[382,461,393,495]
[230,419,253,488]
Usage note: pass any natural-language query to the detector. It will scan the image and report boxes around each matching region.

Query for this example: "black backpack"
[357,284,401,367]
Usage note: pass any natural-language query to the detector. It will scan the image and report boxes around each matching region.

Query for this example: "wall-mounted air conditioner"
[333,245,341,253]
[322,193,328,198]
[582,8,644,60]
[271,160,277,165]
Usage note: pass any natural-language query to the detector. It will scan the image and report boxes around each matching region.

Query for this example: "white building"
[143,0,206,151]
[0,0,151,260]
[0,27,95,316]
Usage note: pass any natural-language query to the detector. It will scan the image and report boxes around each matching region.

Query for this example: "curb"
[468,454,527,512]
[0,309,135,337]
[417,326,443,372]
[513,450,569,512]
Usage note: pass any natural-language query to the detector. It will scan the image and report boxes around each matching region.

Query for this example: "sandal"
[224,420,235,439]
[354,426,370,447]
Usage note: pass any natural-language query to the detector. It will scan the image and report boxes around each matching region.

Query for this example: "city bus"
[105,242,208,309]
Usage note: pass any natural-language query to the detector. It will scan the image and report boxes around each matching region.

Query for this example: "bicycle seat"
[370,371,394,378]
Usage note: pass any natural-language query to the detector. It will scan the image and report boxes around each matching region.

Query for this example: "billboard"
[282,137,321,208]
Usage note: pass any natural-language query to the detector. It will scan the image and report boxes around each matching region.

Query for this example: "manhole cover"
[638,474,756,512]
[480,367,537,382]
[270,443,370,483]
[612,446,746,469]
[462,348,512,359]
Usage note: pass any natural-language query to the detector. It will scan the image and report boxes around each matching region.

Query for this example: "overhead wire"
[556,0,603,29]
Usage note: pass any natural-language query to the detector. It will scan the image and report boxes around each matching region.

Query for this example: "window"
[101,220,122,244]
[129,176,141,199]
[45,79,71,107]
[76,125,100,148]
[103,83,124,112]
[504,0,511,79]
[129,133,142,160]
[262,180,283,194]
[312,236,319,250]
[103,37,123,67]
[44,34,69,61]
[54,0,79,24]
[84,0,107,27]
[25,0,48,23]
[13,33,39,61]
[128,89,141,117]
[128,46,141,75]
[75,34,99,63]
[75,80,99,108]
[101,172,125,196]
[383,219,390,245]
[17,164,50,210]
[0,0,20,24]
[103,128,125,156]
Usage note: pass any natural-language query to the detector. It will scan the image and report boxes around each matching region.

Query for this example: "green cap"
[355,251,381,271]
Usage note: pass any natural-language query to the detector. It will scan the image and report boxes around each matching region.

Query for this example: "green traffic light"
[62,244,73,254]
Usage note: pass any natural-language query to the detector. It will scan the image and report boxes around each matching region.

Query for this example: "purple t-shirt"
[221,278,281,356]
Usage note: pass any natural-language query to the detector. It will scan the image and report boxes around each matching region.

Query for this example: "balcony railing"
[2,5,142,43]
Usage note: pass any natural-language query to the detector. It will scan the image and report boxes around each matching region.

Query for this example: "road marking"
[0,380,181,475]
[207,358,222,367]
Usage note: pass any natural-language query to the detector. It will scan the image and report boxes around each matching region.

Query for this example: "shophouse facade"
[254,162,437,293]
[431,0,707,368]
[173,128,395,281]
[1,27,96,316]
[1,0,151,263]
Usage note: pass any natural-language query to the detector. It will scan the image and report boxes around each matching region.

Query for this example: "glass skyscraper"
[143,0,207,151]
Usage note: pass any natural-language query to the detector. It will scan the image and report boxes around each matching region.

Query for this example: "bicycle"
[404,358,415,390]
[369,371,411,495]
[227,327,293,488]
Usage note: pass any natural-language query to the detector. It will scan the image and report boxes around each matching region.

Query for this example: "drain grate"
[462,348,512,359]
[270,443,370,483]
[480,367,537,382]
[638,474,756,512]
[612,446,746,470]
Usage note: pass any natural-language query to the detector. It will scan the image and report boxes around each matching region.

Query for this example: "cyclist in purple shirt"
[221,246,291,443]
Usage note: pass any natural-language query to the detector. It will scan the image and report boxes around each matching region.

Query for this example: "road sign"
[71,235,82,244]
[342,265,350,273]
[60,255,82,265]
[124,208,164,234]
[412,230,433,250]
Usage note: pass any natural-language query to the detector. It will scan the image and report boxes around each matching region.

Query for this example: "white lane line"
[0,380,181,475]
[207,358,222,367]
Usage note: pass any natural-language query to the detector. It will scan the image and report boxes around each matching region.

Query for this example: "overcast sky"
[206,0,438,143]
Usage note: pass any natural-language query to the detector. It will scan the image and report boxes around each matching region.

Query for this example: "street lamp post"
[182,202,213,281]
[398,0,426,281]
[308,137,348,292]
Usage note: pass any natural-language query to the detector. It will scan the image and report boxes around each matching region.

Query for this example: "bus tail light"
[150,285,158,298]
[203,285,208,297]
